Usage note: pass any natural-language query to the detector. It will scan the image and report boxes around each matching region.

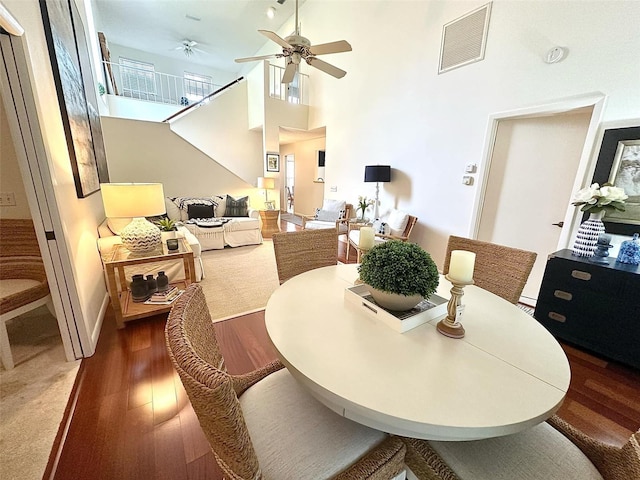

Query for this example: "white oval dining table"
[265,264,571,441]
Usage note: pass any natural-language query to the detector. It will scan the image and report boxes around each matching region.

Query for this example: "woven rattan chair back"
[443,235,537,304]
[272,228,339,284]
[165,284,261,479]
[401,215,418,239]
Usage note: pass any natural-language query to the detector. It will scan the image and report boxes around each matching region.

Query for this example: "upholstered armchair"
[302,199,353,234]
[347,209,418,262]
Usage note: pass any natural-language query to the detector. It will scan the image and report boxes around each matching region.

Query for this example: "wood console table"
[102,238,195,328]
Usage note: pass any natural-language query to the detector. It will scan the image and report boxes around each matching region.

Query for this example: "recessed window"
[119,57,156,100]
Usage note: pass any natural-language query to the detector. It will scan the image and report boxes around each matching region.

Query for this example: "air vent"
[439,2,492,74]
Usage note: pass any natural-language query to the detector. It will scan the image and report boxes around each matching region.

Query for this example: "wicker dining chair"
[443,235,537,304]
[272,228,339,284]
[165,284,406,480]
[401,415,640,480]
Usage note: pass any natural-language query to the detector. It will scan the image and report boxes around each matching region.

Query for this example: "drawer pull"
[571,270,592,281]
[548,312,566,323]
[554,290,573,301]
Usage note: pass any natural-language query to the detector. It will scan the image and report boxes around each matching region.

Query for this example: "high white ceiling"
[94,0,306,73]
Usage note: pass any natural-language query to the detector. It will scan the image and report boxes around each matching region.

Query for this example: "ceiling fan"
[175,40,205,57]
[235,0,352,84]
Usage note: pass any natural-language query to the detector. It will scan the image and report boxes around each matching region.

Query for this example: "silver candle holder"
[436,274,474,339]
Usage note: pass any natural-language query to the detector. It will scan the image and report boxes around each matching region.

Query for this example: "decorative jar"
[616,233,640,265]
[130,274,149,302]
[156,271,169,292]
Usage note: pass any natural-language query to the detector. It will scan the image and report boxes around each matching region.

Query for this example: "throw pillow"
[315,209,340,222]
[225,195,249,217]
[187,204,215,219]
[165,197,181,221]
[171,197,218,221]
[321,199,346,212]
[386,209,409,237]
[212,195,226,217]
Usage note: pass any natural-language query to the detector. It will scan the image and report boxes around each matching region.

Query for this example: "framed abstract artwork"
[590,125,640,235]
[40,0,109,198]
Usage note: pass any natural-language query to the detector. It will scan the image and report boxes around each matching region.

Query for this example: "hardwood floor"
[47,218,640,479]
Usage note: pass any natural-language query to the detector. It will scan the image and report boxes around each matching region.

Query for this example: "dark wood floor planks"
[47,218,640,479]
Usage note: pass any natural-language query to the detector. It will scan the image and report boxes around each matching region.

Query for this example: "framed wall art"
[590,125,640,235]
[266,153,280,172]
[40,0,109,198]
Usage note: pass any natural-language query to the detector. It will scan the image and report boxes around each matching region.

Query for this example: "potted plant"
[358,240,439,311]
[156,218,177,231]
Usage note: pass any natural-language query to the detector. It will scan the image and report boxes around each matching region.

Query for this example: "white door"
[477,110,592,304]
[285,154,295,213]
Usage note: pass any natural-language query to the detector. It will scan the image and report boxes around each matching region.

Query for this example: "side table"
[102,238,195,328]
[259,209,280,237]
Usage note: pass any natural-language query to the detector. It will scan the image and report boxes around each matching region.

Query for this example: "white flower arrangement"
[572,183,628,213]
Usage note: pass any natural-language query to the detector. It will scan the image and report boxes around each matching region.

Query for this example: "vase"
[146,274,157,294]
[130,274,149,302]
[572,211,605,257]
[367,286,423,311]
[156,271,169,292]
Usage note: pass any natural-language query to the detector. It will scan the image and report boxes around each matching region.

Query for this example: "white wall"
[101,117,265,208]
[0,98,31,219]
[105,94,180,121]
[294,0,640,267]
[3,0,109,353]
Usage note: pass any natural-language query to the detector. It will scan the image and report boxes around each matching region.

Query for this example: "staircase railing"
[163,77,245,122]
[101,60,223,107]
[269,64,309,105]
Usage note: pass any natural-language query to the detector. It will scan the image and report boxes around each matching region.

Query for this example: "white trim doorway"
[0,32,86,361]
[471,93,606,305]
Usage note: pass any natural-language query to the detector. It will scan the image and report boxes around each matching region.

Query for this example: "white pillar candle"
[359,227,375,250]
[448,250,476,283]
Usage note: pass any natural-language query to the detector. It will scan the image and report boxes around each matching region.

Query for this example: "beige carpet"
[0,306,80,480]
[199,239,280,321]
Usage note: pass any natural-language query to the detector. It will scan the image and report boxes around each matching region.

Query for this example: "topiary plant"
[358,240,439,298]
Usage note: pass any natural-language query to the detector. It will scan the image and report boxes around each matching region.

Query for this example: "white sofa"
[165,195,262,251]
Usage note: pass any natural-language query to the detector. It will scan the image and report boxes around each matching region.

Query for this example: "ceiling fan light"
[266,6,276,19]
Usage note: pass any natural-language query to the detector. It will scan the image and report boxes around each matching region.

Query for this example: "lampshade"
[101,183,166,218]
[364,165,391,183]
[100,183,165,254]
[257,177,275,190]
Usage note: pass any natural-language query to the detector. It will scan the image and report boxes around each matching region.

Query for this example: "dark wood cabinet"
[534,249,640,369]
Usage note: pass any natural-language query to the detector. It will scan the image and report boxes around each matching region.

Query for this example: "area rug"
[280,212,303,226]
[0,306,80,480]
[198,240,280,321]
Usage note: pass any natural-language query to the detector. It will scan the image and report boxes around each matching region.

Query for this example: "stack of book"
[144,286,184,305]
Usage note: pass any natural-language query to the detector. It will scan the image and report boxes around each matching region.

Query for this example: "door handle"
[552,221,564,228]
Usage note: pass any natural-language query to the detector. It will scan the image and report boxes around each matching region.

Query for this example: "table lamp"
[364,165,391,219]
[101,183,166,253]
[257,177,275,203]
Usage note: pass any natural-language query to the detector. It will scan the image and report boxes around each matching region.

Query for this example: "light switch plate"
[462,176,474,186]
[465,164,477,173]
[330,186,337,192]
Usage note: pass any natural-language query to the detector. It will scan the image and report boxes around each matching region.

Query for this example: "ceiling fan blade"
[309,40,352,56]
[305,57,347,79]
[235,54,280,63]
[258,30,293,49]
[281,62,297,84]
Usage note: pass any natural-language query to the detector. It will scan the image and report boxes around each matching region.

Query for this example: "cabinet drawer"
[543,258,624,296]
